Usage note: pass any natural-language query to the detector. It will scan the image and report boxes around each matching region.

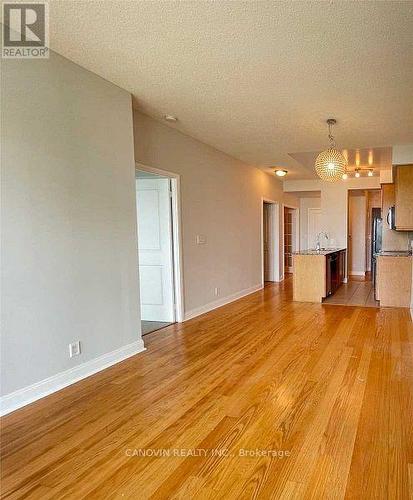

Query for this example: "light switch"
[196,234,207,245]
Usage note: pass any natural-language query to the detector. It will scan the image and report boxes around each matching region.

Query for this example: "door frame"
[261,198,281,285]
[307,207,322,249]
[282,204,300,278]
[135,162,184,323]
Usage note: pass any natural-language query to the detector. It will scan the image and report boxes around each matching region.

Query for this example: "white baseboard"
[0,339,145,416]
[349,271,366,276]
[184,284,262,321]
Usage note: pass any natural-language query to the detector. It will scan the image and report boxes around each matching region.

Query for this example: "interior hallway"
[1,278,412,498]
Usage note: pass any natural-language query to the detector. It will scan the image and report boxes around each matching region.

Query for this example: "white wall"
[299,196,321,249]
[133,111,298,315]
[1,52,142,403]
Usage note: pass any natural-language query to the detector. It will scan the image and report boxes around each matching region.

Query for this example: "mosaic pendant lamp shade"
[315,119,347,182]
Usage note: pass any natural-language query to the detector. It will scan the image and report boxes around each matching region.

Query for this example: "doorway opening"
[283,205,299,276]
[293,190,321,251]
[135,164,184,336]
[307,207,322,249]
[261,199,280,285]
[347,189,381,281]
[334,188,381,308]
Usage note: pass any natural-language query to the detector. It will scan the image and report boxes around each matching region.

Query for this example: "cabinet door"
[395,165,413,230]
[326,255,332,296]
[338,250,345,283]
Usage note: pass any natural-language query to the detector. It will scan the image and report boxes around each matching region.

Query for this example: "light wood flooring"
[323,275,379,308]
[1,277,412,499]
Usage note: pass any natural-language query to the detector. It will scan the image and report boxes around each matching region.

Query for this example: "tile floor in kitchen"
[323,273,379,308]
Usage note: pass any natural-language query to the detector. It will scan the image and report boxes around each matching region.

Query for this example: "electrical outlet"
[214,287,219,296]
[69,341,81,358]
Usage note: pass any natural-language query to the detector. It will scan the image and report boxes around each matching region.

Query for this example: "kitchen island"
[293,248,346,303]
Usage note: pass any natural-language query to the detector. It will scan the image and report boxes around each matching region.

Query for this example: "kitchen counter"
[375,250,412,257]
[293,248,346,303]
[294,247,347,256]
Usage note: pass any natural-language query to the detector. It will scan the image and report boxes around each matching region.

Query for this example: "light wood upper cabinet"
[395,164,413,230]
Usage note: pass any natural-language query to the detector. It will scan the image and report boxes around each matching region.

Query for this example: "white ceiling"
[44,1,413,178]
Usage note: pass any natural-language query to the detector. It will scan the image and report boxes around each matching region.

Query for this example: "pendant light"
[315,119,347,182]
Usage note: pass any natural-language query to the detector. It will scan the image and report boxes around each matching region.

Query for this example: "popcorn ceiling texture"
[48,1,413,178]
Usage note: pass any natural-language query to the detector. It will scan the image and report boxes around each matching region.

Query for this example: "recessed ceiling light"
[275,169,288,177]
[164,114,178,122]
[342,173,348,180]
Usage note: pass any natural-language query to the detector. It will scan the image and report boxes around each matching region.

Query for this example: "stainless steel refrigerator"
[371,207,382,297]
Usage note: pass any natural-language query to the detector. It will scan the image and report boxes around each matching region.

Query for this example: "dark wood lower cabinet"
[326,250,346,296]
[338,249,346,283]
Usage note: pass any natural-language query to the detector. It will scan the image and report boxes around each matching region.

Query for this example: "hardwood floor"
[1,278,413,499]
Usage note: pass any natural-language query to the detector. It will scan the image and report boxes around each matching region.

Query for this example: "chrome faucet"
[316,232,329,251]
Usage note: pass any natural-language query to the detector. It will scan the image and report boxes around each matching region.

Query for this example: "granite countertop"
[293,248,346,256]
[375,251,412,257]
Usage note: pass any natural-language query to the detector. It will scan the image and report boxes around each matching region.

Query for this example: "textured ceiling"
[43,1,413,178]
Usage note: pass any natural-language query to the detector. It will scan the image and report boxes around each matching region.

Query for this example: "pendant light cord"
[328,121,336,148]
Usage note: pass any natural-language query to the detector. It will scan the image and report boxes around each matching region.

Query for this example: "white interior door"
[136,178,174,322]
[308,208,321,249]
[263,204,270,281]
